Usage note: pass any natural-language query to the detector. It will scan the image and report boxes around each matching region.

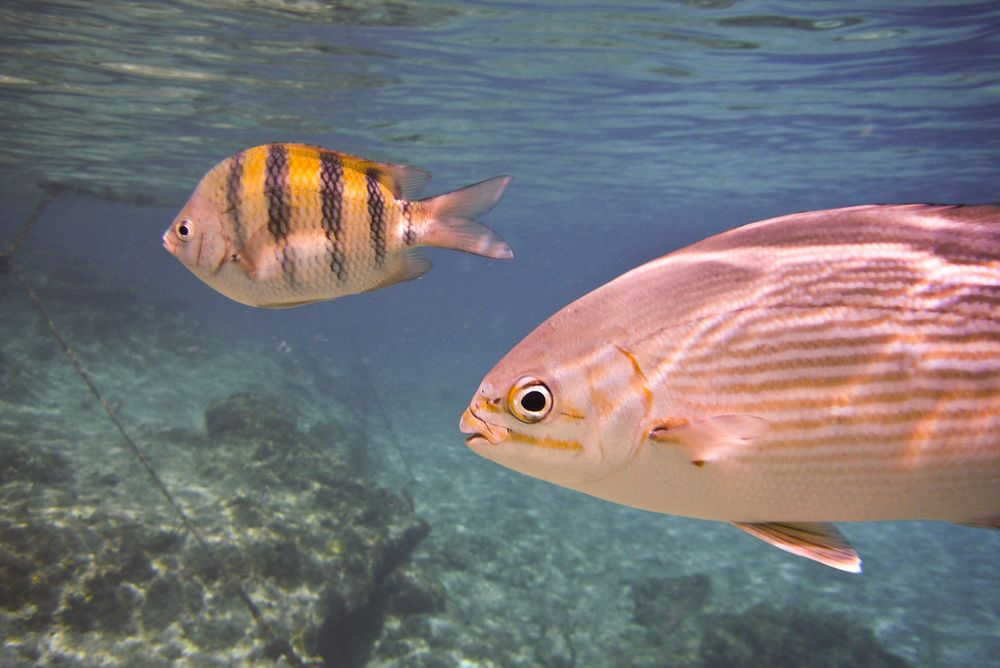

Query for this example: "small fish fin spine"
[733,521,862,573]
[417,175,513,259]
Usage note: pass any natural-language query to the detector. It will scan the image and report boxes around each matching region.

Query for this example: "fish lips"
[162,231,177,255]
[459,406,510,447]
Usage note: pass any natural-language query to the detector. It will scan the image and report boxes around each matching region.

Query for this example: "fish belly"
[666,302,1000,523]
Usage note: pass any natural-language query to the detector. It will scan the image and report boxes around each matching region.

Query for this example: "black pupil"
[178,223,190,237]
[520,389,547,413]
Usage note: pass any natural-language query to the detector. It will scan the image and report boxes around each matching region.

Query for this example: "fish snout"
[460,404,509,447]
[162,231,176,255]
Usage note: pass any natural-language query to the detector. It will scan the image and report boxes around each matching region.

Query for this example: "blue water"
[2,1,1000,666]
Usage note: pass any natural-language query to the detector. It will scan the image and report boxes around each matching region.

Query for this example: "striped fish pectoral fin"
[371,249,433,291]
[419,175,513,259]
[648,414,769,466]
[229,250,256,276]
[242,229,331,283]
[239,226,283,281]
[734,522,863,573]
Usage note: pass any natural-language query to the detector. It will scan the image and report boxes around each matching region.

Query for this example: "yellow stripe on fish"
[461,203,1000,573]
[163,142,512,308]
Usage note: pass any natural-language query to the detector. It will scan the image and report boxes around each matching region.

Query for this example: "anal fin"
[258,298,325,309]
[734,521,862,573]
[371,249,433,291]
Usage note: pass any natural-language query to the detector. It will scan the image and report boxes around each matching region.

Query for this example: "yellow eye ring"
[175,218,194,241]
[507,376,553,423]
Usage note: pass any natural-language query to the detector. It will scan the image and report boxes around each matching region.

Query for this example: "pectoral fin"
[241,229,336,283]
[734,521,862,573]
[649,415,768,466]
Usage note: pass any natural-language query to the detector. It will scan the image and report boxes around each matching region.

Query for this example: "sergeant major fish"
[460,204,1000,572]
[163,143,512,307]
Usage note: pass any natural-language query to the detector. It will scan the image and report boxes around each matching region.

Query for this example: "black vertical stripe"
[365,168,386,267]
[319,152,347,281]
[226,151,245,246]
[401,201,415,246]
[265,144,293,281]
[265,144,290,243]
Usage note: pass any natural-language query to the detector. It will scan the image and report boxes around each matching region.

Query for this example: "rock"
[204,392,303,460]
[536,625,576,668]
[632,573,712,628]
[699,603,911,668]
[0,392,439,667]
[0,350,38,403]
[625,572,714,665]
[140,574,186,632]
[0,436,71,485]
[59,570,143,635]
[385,566,447,615]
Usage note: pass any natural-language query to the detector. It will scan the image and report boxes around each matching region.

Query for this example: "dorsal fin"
[284,143,432,199]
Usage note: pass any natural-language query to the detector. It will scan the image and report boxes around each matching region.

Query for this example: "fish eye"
[175,219,194,241]
[508,376,553,423]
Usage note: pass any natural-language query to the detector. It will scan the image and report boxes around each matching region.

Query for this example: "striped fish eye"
[175,219,194,241]
[508,377,553,423]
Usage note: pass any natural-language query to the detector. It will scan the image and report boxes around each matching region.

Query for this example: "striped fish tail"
[418,175,513,259]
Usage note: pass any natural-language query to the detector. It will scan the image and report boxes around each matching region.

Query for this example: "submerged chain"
[4,190,311,667]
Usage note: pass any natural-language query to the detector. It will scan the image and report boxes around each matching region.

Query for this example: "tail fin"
[419,175,513,259]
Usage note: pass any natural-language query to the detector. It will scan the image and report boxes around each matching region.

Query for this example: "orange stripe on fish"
[507,431,583,451]
[239,144,269,204]
[615,345,654,412]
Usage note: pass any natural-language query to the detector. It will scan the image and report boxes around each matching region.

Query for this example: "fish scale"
[461,203,1000,572]
[318,151,346,280]
[163,142,512,308]
[365,168,387,266]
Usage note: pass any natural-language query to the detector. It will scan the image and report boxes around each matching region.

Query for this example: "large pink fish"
[461,204,1000,572]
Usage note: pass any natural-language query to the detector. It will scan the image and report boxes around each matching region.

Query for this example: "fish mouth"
[459,405,509,447]
[162,232,176,254]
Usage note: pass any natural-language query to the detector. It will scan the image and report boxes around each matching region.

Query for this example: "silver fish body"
[461,204,1000,571]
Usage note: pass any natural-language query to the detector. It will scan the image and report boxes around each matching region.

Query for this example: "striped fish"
[163,143,512,307]
[460,204,1000,572]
